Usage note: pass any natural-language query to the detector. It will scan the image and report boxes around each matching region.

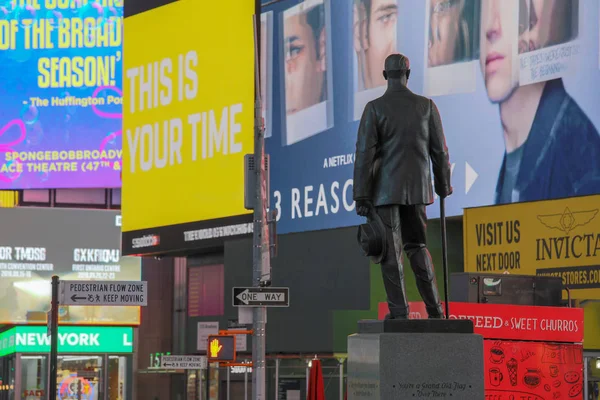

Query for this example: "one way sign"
[233,287,289,307]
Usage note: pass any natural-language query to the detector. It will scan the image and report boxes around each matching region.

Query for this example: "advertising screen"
[262,0,600,235]
[0,207,141,325]
[121,0,254,255]
[463,194,600,300]
[0,326,134,356]
[0,0,123,189]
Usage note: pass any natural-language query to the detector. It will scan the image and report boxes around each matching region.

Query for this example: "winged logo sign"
[537,207,598,235]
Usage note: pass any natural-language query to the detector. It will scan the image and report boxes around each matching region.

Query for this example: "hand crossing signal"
[210,338,223,358]
[206,335,236,362]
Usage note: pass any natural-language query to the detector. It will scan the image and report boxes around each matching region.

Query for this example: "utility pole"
[252,0,270,399]
[49,275,59,400]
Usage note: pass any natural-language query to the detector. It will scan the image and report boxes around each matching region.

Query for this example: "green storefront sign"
[0,326,133,356]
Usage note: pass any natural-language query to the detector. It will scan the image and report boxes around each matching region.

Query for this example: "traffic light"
[207,335,236,362]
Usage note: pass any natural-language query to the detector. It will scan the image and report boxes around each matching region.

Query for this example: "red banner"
[378,302,584,343]
[484,340,583,400]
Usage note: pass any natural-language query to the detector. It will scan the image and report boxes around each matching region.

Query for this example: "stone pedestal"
[348,320,484,400]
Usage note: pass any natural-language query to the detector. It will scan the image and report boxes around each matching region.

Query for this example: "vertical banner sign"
[463,194,600,300]
[121,0,255,255]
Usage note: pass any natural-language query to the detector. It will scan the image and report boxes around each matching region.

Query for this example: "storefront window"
[107,356,126,400]
[56,355,104,400]
[0,355,16,400]
[588,357,600,400]
[17,354,130,400]
[187,370,199,400]
[21,355,47,400]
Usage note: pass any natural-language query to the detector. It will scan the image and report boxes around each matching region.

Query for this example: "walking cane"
[440,196,450,319]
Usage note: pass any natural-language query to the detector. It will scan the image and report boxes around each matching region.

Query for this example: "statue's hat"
[356,209,387,264]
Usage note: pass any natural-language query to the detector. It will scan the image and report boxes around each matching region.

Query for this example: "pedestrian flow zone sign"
[233,287,289,307]
[160,355,207,370]
[60,281,148,306]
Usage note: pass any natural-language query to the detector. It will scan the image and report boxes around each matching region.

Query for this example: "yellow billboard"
[464,195,600,300]
[122,0,255,255]
[583,301,600,350]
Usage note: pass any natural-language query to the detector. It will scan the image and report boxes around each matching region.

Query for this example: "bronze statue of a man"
[353,53,453,319]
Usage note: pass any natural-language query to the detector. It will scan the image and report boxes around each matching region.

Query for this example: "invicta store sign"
[464,195,600,299]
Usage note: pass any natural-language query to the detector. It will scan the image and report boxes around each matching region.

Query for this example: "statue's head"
[383,53,410,81]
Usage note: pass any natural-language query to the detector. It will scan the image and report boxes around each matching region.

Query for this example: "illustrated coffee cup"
[489,368,503,387]
[490,347,505,364]
[549,365,559,377]
[524,369,541,388]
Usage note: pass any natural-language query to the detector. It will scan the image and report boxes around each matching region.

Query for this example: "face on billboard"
[479,0,520,103]
[428,0,465,67]
[283,4,327,115]
[281,0,332,146]
[519,0,578,53]
[354,0,398,90]
[0,208,140,325]
[422,0,481,98]
[480,0,579,101]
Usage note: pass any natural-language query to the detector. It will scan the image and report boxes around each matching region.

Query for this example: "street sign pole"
[46,310,52,337]
[206,363,211,400]
[252,3,270,399]
[49,275,59,400]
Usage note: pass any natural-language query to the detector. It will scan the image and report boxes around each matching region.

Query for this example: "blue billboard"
[262,0,600,235]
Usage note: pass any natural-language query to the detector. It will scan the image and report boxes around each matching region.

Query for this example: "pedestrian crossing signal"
[207,335,236,362]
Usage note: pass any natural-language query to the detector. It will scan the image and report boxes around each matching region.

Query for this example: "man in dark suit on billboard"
[353,54,453,319]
